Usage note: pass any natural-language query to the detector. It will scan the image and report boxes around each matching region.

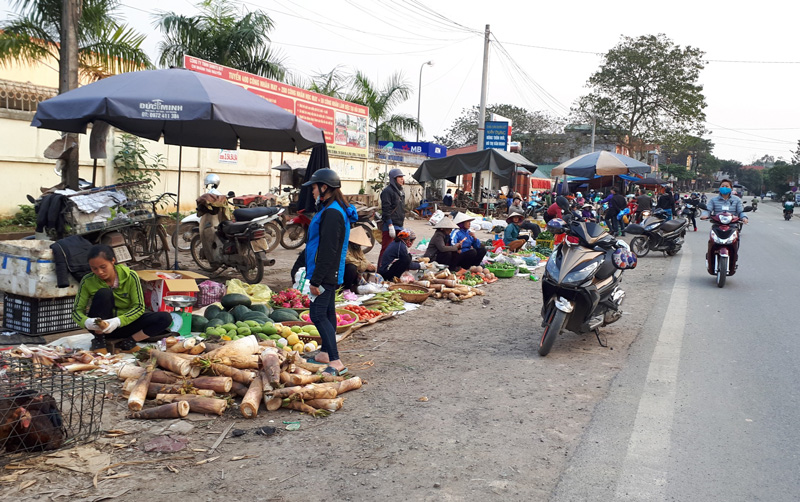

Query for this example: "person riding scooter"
[701,179,748,271]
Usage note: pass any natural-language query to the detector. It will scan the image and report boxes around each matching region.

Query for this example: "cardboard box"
[137,270,208,313]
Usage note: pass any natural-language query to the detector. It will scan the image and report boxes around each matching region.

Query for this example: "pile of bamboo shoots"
[414,269,486,302]
[118,334,362,419]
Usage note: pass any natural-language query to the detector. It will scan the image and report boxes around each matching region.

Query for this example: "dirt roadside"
[1,216,671,501]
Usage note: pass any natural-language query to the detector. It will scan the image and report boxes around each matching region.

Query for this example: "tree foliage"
[348,71,420,148]
[433,104,563,149]
[155,0,286,80]
[574,34,707,158]
[0,0,152,81]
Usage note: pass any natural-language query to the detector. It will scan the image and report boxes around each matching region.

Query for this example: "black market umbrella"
[551,151,651,178]
[31,67,325,267]
[296,143,331,214]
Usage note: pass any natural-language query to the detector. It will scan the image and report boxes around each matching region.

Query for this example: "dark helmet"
[546,218,567,234]
[302,168,341,188]
[555,196,569,212]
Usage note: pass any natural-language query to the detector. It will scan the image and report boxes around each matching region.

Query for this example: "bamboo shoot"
[155,394,226,415]
[191,376,233,393]
[261,351,282,389]
[230,381,249,397]
[240,374,263,418]
[127,360,155,412]
[129,401,189,419]
[204,335,259,360]
[151,350,192,376]
[305,397,344,411]
[167,338,196,353]
[206,363,255,384]
[188,342,207,355]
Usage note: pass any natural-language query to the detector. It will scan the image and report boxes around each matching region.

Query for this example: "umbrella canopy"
[551,151,651,178]
[413,149,537,185]
[31,67,324,152]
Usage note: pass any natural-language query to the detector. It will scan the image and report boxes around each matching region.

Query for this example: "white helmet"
[204,173,220,188]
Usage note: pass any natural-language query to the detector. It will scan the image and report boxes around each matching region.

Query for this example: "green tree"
[574,34,707,159]
[737,167,763,195]
[765,160,793,194]
[433,104,563,149]
[0,0,152,189]
[155,0,286,80]
[348,71,420,149]
[307,66,353,99]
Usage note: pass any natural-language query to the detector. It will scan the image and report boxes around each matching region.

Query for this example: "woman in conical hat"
[449,213,486,270]
[342,225,377,293]
[423,216,463,269]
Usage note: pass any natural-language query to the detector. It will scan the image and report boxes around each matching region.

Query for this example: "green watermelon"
[204,304,223,320]
[215,311,235,325]
[242,311,271,323]
[207,318,225,328]
[231,304,252,322]
[191,315,209,333]
[250,303,271,315]
[269,308,300,323]
[221,293,251,310]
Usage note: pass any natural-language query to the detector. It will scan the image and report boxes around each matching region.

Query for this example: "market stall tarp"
[413,149,538,184]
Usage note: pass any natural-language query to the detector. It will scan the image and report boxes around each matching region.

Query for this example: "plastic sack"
[225,278,273,303]
[429,210,445,226]
[197,280,226,307]
[357,282,388,295]
[480,221,493,230]
[491,219,508,229]
[399,271,416,283]
[292,268,312,295]
[470,221,482,232]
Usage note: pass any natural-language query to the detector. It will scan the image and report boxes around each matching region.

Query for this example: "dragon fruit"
[271,288,311,309]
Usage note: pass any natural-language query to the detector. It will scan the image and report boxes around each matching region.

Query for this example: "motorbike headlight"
[562,261,600,286]
[711,232,737,245]
[645,223,660,231]
[545,253,560,278]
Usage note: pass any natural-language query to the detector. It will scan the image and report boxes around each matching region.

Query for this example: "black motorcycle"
[538,217,636,356]
[626,209,689,257]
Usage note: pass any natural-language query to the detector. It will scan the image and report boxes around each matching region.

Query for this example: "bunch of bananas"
[361,291,405,313]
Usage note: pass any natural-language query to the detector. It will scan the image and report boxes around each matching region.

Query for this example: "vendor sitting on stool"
[504,208,530,252]
[442,189,453,207]
[378,228,422,281]
[73,244,172,353]
[423,216,464,269]
[342,226,377,293]
[450,212,487,270]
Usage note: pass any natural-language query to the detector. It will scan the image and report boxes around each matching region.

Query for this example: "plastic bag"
[470,221,482,232]
[491,219,508,229]
[480,221,492,230]
[356,282,388,295]
[429,210,445,226]
[292,268,312,295]
[399,271,415,283]
[225,278,273,303]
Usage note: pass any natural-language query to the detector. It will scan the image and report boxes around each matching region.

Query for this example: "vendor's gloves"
[84,318,100,331]
[100,317,121,334]
[388,225,397,238]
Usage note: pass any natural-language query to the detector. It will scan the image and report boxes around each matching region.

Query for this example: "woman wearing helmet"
[378,228,422,281]
[203,173,221,195]
[302,168,357,376]
[544,196,569,223]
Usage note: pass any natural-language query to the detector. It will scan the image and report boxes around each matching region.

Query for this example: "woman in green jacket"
[73,244,172,352]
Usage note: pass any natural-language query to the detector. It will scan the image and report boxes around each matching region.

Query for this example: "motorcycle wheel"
[240,251,264,284]
[716,255,728,288]
[171,222,198,252]
[631,236,650,257]
[262,222,281,253]
[538,308,567,357]
[280,223,307,249]
[190,235,220,273]
[355,223,376,253]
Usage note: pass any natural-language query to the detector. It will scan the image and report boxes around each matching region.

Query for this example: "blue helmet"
[546,218,567,234]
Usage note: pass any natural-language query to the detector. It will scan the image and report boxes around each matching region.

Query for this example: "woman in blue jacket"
[302,168,356,376]
[449,212,486,270]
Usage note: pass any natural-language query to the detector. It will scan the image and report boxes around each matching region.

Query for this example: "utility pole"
[590,115,596,152]
[475,24,490,200]
[60,0,82,189]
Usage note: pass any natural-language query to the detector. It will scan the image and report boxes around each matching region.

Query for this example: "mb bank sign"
[378,141,447,158]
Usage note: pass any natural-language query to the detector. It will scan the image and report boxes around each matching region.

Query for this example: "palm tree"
[0,0,152,83]
[348,71,422,149]
[155,0,286,81]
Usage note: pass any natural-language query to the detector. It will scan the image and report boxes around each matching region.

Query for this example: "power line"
[707,121,796,144]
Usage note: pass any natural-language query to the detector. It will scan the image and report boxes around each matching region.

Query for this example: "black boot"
[90,334,107,353]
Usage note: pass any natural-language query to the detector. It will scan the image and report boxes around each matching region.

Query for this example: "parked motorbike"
[280,205,378,251]
[190,195,278,284]
[174,191,283,252]
[538,216,637,356]
[702,206,752,288]
[783,201,794,221]
[626,208,689,257]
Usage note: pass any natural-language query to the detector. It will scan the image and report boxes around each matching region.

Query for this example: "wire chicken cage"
[0,356,106,463]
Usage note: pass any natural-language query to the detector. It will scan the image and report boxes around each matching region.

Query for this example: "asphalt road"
[551,200,800,501]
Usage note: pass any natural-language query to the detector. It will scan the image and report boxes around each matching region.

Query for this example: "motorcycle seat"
[219,219,253,235]
[233,207,280,221]
[660,218,686,232]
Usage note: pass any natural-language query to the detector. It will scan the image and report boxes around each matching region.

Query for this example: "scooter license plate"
[113,245,132,263]
[251,238,269,253]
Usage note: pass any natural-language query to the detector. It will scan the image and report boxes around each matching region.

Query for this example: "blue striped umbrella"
[551,151,651,178]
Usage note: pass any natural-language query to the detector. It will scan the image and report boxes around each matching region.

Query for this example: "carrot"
[129,401,189,419]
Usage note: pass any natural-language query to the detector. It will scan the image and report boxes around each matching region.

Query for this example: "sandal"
[322,366,348,377]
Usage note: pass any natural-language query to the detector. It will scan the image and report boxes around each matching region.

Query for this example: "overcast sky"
[2,0,799,164]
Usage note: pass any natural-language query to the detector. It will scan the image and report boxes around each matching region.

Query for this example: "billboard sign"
[184,55,370,158]
[377,141,447,158]
[484,121,509,150]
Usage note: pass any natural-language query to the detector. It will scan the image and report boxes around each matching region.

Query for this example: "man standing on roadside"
[380,168,406,264]
[657,187,676,220]
[635,189,653,223]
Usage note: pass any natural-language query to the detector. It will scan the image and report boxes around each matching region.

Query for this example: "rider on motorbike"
[701,179,748,266]
[204,173,222,195]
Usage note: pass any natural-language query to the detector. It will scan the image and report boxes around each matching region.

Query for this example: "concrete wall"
[0,111,422,217]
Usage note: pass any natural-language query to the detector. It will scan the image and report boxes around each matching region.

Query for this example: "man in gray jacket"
[380,168,406,263]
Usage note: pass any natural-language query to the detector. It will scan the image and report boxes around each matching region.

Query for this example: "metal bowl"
[163,295,197,308]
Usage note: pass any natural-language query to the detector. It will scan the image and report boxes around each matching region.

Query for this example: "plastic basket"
[486,266,517,278]
[3,293,78,335]
[535,239,554,249]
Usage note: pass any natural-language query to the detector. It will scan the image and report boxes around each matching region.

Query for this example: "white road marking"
[614,247,691,501]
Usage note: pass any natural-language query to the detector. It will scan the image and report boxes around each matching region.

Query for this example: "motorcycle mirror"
[227,191,236,198]
[698,203,708,210]
[743,206,753,212]
[26,194,36,204]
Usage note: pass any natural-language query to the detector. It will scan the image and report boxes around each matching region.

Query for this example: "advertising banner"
[377,141,447,158]
[484,121,509,150]
[184,55,370,158]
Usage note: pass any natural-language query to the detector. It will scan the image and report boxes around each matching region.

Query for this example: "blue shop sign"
[378,141,447,158]
[484,121,508,150]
